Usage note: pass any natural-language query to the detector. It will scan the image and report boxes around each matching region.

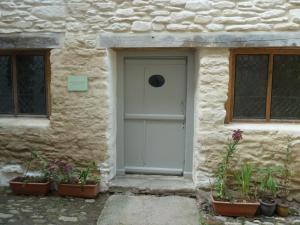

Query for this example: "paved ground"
[1,186,300,225]
[0,187,108,225]
[97,194,200,225]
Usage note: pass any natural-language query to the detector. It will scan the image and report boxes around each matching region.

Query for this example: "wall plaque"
[67,75,88,92]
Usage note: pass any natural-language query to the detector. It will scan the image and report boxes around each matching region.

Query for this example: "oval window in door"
[148,75,165,87]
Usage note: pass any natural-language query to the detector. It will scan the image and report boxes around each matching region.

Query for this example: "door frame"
[116,49,195,178]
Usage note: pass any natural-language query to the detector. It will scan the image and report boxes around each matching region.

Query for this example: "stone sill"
[225,123,300,135]
[0,117,50,129]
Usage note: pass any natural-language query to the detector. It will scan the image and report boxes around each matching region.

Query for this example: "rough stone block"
[94,3,116,10]
[116,8,135,17]
[213,1,235,9]
[167,23,189,31]
[153,16,171,23]
[31,6,65,20]
[107,23,131,32]
[170,11,195,22]
[170,0,187,6]
[194,15,212,24]
[131,21,151,32]
[185,0,211,11]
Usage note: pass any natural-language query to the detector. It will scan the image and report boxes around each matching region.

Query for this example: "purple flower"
[63,163,73,173]
[232,129,243,142]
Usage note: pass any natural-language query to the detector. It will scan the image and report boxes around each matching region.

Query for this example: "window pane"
[233,55,269,119]
[271,55,300,120]
[16,55,46,115]
[0,56,13,114]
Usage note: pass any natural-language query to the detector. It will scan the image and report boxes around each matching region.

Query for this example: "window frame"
[226,48,300,124]
[0,50,51,118]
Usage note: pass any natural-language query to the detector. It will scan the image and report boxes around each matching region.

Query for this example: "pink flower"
[232,129,243,142]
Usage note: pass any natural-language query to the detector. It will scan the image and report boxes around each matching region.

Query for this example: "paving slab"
[0,187,109,225]
[97,194,200,225]
[109,175,195,196]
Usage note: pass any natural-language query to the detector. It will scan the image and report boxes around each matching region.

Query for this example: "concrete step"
[109,174,195,197]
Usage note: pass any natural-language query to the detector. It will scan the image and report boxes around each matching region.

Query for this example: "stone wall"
[1,0,300,33]
[0,47,113,188]
[194,48,300,201]
[0,0,299,200]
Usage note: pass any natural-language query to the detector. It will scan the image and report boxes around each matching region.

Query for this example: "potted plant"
[211,130,260,217]
[258,166,282,216]
[9,150,51,195]
[277,141,293,217]
[53,160,100,198]
[235,163,260,206]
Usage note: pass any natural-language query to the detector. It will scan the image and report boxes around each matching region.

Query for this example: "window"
[148,74,165,87]
[0,51,50,116]
[227,49,300,123]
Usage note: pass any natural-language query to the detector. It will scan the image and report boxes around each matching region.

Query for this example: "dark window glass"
[233,55,269,119]
[0,56,13,114]
[149,75,165,87]
[16,55,46,115]
[271,55,300,119]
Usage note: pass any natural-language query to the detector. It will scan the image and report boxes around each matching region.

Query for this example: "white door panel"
[144,65,186,115]
[144,121,185,169]
[124,58,187,175]
[124,120,145,168]
[124,63,144,114]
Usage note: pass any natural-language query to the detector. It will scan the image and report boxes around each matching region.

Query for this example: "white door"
[124,58,187,175]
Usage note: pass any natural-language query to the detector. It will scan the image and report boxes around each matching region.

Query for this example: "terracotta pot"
[9,177,50,196]
[211,194,260,217]
[58,183,99,198]
[259,199,277,216]
[276,203,289,217]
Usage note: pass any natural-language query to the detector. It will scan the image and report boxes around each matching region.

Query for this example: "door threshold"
[124,166,183,176]
[109,174,195,197]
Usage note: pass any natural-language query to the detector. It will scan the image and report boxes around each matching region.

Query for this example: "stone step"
[97,194,199,225]
[109,174,195,197]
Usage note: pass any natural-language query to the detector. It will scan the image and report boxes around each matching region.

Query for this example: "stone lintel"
[0,33,64,49]
[98,32,300,48]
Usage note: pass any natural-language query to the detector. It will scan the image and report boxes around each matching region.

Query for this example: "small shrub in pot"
[211,130,260,217]
[235,163,256,201]
[214,129,243,200]
[258,166,282,216]
[9,150,52,195]
[51,160,101,198]
[277,141,293,217]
